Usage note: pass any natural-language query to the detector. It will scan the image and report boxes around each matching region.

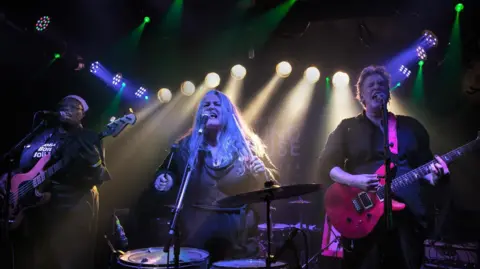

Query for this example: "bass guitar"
[324,132,479,239]
[4,113,137,230]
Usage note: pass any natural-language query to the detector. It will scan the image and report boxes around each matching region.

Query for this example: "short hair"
[355,65,392,105]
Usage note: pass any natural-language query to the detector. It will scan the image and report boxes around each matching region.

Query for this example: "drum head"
[257,223,291,231]
[213,259,286,269]
[118,247,209,267]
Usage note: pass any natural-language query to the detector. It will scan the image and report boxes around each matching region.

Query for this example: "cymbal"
[217,184,321,207]
[288,199,311,204]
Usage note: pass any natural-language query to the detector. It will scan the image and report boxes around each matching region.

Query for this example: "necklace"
[213,158,221,167]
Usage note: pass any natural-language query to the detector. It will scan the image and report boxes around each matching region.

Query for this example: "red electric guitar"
[3,113,136,230]
[324,132,479,239]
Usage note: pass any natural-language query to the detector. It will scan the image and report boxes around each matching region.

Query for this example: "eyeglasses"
[58,104,83,112]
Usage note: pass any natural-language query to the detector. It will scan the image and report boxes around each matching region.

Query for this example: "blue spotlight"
[416,46,427,61]
[421,30,438,49]
[90,61,100,74]
[399,65,411,78]
[135,87,147,98]
[113,73,122,86]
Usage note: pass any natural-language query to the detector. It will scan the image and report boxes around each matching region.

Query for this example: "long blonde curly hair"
[180,90,266,174]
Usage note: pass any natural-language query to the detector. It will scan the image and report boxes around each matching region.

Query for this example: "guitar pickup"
[352,198,363,213]
[358,192,373,210]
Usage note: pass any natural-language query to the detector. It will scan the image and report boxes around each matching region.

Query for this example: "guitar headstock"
[101,113,137,138]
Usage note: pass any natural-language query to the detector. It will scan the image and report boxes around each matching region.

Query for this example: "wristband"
[91,159,102,168]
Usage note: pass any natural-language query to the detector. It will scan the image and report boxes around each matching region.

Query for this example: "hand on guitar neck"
[424,155,449,185]
[329,154,449,191]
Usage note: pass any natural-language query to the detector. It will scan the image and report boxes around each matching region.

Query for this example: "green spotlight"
[144,16,150,23]
[54,53,60,59]
[455,3,464,12]
[418,60,424,67]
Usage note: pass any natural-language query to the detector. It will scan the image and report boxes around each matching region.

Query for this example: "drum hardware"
[288,197,312,233]
[211,259,288,269]
[104,234,125,269]
[301,232,342,269]
[257,223,294,257]
[116,247,210,269]
[217,182,322,269]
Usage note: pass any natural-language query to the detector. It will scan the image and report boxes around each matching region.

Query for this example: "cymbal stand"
[265,194,273,269]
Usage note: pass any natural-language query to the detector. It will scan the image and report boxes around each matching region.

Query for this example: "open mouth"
[208,111,218,119]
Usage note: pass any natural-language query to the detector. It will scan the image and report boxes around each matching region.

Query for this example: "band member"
[0,95,111,269]
[318,66,449,269]
[153,89,279,262]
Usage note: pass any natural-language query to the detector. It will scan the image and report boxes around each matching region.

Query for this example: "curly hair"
[355,65,392,107]
[179,90,267,174]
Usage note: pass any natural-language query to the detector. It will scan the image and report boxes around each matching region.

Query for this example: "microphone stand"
[0,120,47,269]
[271,228,301,269]
[163,131,204,269]
[380,100,393,266]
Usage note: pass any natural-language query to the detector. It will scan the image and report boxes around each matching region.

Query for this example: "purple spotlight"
[113,73,122,86]
[421,30,438,48]
[399,65,411,78]
[90,61,99,74]
[135,87,147,98]
[416,46,427,60]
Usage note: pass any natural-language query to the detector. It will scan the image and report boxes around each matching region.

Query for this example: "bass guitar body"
[324,164,405,239]
[7,154,52,230]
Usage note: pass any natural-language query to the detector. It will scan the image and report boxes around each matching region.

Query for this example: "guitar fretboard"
[378,138,478,194]
[32,159,66,188]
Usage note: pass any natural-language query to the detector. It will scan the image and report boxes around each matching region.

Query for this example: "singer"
[0,95,111,269]
[318,66,449,269]
[153,90,279,262]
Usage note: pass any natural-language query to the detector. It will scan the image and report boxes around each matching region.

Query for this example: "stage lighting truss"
[35,16,51,32]
[135,87,147,98]
[113,73,122,86]
[416,46,427,61]
[90,62,99,74]
[399,65,411,78]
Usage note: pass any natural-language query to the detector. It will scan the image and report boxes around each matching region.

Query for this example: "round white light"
[157,88,172,103]
[276,61,292,78]
[181,81,196,96]
[304,67,320,83]
[231,64,247,80]
[332,72,350,88]
[205,72,220,88]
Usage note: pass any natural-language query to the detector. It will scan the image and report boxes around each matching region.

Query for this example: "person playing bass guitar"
[0,95,111,269]
[318,66,449,269]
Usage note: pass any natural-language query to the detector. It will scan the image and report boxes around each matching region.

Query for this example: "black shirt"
[318,112,434,220]
[18,126,107,210]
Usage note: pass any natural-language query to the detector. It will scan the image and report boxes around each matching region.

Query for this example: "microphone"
[114,215,128,250]
[272,228,299,263]
[198,113,210,134]
[372,93,387,103]
[37,110,67,120]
